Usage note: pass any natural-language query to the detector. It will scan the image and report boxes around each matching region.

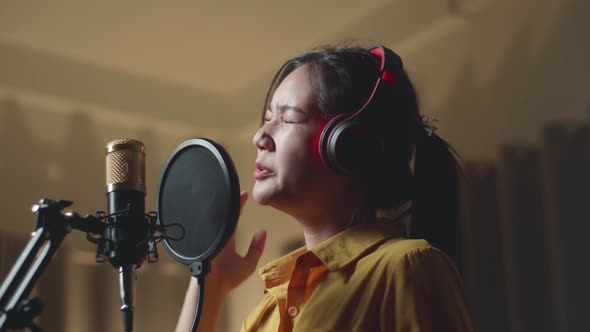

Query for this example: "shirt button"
[287,306,299,318]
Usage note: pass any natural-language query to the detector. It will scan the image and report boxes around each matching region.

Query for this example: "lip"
[254,162,275,180]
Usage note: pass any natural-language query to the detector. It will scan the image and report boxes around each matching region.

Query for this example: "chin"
[252,182,275,206]
[252,180,295,210]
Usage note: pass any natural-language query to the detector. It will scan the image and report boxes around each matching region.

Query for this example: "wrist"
[194,271,231,301]
[208,263,236,297]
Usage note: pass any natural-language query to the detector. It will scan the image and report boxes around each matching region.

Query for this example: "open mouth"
[254,162,274,179]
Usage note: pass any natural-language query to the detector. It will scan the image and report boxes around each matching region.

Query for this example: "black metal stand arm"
[0,199,104,332]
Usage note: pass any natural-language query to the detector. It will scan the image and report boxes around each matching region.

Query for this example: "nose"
[253,125,275,152]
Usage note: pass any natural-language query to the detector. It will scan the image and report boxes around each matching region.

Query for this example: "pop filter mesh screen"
[159,145,231,260]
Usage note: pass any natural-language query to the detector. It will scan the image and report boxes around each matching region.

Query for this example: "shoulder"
[369,238,460,278]
[361,239,473,330]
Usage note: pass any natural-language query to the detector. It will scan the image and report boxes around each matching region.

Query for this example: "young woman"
[176,44,473,332]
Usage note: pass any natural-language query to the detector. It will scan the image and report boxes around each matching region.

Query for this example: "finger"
[244,229,267,265]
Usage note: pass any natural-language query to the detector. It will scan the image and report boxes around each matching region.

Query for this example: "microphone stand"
[0,199,147,332]
[0,199,98,331]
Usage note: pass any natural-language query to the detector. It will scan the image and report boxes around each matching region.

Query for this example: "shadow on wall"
[0,98,52,233]
[434,0,590,159]
[430,3,590,331]
[0,99,104,236]
[60,112,104,218]
[461,122,590,332]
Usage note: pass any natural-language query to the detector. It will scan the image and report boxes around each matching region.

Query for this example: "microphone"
[104,139,149,332]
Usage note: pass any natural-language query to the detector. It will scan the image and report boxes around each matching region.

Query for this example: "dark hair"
[262,44,463,268]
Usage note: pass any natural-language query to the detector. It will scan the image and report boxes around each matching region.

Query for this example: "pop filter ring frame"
[156,138,241,272]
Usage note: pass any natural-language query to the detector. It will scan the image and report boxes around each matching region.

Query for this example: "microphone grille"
[106,139,146,193]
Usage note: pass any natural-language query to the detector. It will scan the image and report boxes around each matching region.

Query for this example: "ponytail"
[411,132,463,269]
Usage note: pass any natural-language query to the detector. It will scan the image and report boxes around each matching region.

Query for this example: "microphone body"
[105,139,148,332]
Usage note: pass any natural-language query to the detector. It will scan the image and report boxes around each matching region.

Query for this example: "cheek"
[307,118,330,171]
[275,134,317,182]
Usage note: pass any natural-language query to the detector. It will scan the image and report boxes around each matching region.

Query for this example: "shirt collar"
[258,216,407,289]
[310,217,406,271]
[259,246,307,290]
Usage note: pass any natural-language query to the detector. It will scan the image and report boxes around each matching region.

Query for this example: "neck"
[294,202,372,250]
[301,220,348,250]
[270,178,370,250]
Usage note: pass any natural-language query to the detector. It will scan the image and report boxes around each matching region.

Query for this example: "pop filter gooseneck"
[156,138,240,332]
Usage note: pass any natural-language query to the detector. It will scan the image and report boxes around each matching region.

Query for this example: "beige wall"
[0,0,588,331]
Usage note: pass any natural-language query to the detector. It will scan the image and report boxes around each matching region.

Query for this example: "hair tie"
[421,115,439,137]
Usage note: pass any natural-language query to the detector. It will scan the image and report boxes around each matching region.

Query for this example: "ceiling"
[0,1,396,96]
[0,0,588,160]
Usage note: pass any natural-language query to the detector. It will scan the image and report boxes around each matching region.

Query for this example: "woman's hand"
[209,191,267,297]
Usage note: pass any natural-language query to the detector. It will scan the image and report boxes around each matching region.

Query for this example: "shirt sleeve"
[387,246,474,332]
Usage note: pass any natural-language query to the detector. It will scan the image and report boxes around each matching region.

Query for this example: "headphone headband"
[318,45,404,175]
[369,45,403,85]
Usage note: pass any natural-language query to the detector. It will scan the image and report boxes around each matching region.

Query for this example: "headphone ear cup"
[323,119,383,175]
[318,114,346,172]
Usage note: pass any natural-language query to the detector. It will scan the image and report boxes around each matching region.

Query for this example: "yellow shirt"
[241,218,473,332]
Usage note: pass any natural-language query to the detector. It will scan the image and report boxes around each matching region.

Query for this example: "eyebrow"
[271,104,306,114]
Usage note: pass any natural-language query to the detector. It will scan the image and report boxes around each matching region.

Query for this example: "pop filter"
[156,138,240,273]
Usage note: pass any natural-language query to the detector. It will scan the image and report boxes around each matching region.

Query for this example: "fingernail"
[254,230,267,242]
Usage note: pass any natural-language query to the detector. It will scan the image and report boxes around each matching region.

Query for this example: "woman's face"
[252,65,346,215]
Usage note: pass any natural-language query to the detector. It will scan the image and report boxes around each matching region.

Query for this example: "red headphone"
[317,45,403,175]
